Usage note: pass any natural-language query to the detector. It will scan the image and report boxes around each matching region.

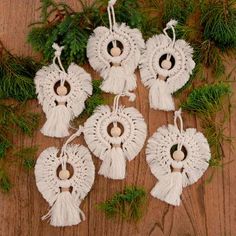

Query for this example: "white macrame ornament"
[87,0,145,95]
[35,127,95,227]
[83,93,147,180]
[146,109,211,206]
[35,43,92,138]
[140,20,195,111]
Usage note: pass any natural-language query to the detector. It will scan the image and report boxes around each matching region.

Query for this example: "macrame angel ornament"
[35,127,95,227]
[35,43,92,138]
[87,0,145,95]
[83,93,147,179]
[146,109,211,206]
[140,20,195,111]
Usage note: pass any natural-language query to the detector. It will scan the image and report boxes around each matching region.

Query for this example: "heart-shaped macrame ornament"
[83,94,147,180]
[87,0,144,95]
[146,110,211,206]
[35,136,95,227]
[35,43,92,138]
[140,20,195,111]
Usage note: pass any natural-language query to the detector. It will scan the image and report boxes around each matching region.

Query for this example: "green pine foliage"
[98,186,146,222]
[0,139,11,159]
[28,0,156,64]
[162,0,195,25]
[0,43,40,101]
[181,82,231,115]
[0,103,40,159]
[83,80,104,116]
[181,82,232,166]
[201,0,236,50]
[14,146,38,170]
[0,103,40,192]
[0,169,11,193]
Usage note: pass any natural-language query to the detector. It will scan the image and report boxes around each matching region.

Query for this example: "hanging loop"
[107,0,117,31]
[112,92,136,115]
[163,19,177,48]
[60,126,84,169]
[107,0,117,47]
[52,43,66,85]
[174,108,183,133]
[174,108,185,151]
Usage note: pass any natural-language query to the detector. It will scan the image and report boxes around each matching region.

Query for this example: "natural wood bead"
[112,143,121,148]
[56,85,67,96]
[158,75,166,81]
[173,150,185,161]
[111,126,121,137]
[61,187,70,192]
[172,168,182,172]
[161,59,172,70]
[111,47,121,57]
[57,102,66,105]
[59,169,70,180]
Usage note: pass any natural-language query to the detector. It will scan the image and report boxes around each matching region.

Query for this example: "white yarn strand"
[34,43,92,138]
[146,111,211,206]
[83,94,147,180]
[139,20,195,111]
[35,129,95,227]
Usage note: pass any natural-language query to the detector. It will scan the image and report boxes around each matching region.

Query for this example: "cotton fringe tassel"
[42,181,85,227]
[150,172,183,206]
[149,79,174,111]
[41,104,72,138]
[98,144,126,180]
[100,66,136,94]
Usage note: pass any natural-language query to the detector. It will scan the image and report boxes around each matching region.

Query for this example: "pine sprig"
[98,186,146,222]
[0,169,11,193]
[181,82,231,115]
[181,82,232,166]
[162,0,195,25]
[201,0,236,50]
[0,103,40,192]
[14,146,38,170]
[0,42,40,101]
[0,103,40,137]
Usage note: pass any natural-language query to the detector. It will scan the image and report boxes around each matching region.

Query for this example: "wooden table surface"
[0,1,236,235]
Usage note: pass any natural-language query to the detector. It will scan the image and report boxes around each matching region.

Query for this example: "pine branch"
[0,43,40,101]
[98,186,146,222]
[14,146,38,170]
[181,82,232,166]
[201,0,236,50]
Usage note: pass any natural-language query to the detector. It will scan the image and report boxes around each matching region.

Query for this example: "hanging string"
[107,0,117,47]
[112,92,136,114]
[174,108,185,151]
[163,19,178,61]
[112,91,136,127]
[60,126,84,170]
[52,43,67,86]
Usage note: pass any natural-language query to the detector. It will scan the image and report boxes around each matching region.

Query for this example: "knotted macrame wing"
[140,34,195,94]
[87,23,145,78]
[181,128,211,187]
[83,105,147,161]
[146,125,210,187]
[35,144,95,206]
[34,63,92,117]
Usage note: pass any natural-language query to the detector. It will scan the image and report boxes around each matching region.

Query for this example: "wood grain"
[0,1,236,235]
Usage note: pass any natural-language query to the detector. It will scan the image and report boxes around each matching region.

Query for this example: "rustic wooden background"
[0,0,236,235]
